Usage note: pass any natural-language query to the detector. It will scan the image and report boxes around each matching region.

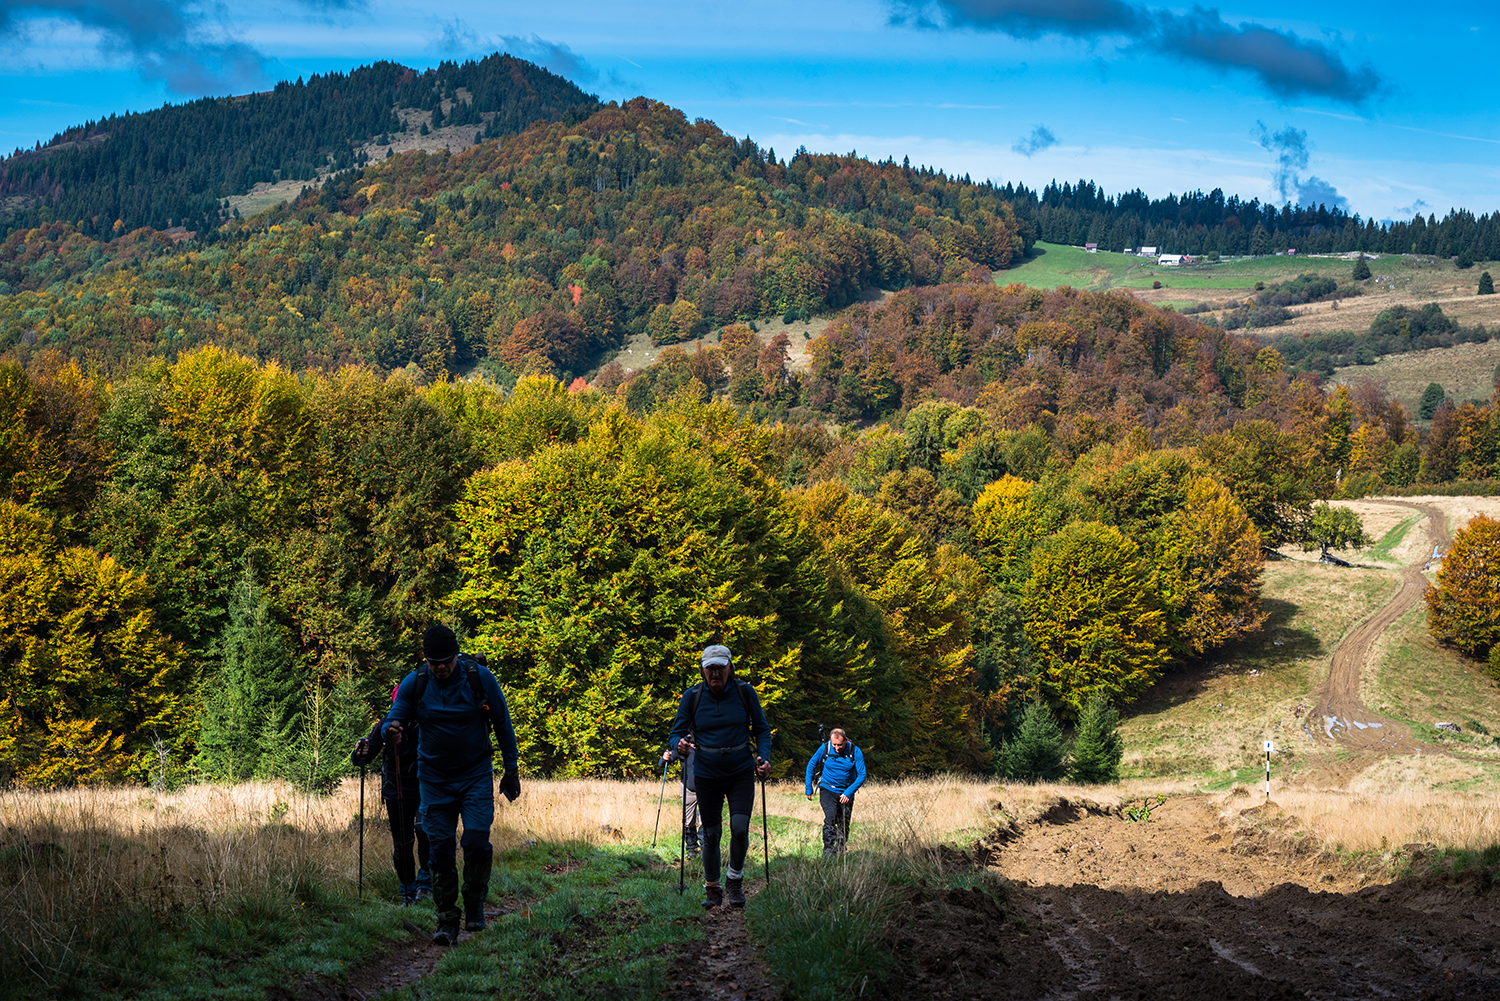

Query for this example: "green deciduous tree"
[1302,503,1370,556]
[1067,691,1124,784]
[1426,514,1500,659]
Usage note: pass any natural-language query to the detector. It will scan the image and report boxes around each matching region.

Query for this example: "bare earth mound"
[884,794,1499,1000]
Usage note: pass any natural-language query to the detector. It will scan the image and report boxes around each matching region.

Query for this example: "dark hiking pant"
[384,794,430,886]
[695,769,755,883]
[820,788,852,855]
[682,781,700,848]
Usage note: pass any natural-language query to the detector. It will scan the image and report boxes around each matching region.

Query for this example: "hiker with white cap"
[665,644,772,909]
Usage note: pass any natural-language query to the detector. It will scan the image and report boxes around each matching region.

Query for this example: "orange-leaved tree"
[1426,514,1500,669]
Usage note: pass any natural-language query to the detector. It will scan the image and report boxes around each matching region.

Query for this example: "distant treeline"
[0,54,600,239]
[1002,179,1500,261]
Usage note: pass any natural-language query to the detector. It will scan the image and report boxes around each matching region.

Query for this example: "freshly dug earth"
[877,793,1500,1000]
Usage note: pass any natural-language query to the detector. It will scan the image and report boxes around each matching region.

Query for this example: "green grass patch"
[1367,516,1418,563]
[403,846,702,1001]
[2,877,411,1001]
[998,242,1144,289]
[1366,606,1500,742]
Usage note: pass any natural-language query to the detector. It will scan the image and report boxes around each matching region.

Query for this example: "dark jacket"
[665,676,772,782]
[352,718,421,800]
[382,656,520,785]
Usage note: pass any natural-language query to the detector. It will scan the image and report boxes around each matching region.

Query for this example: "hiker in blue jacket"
[805,727,865,856]
[384,624,520,946]
[666,644,772,910]
[351,685,433,905]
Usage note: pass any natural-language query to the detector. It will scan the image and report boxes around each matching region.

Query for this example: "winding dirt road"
[1303,502,1449,771]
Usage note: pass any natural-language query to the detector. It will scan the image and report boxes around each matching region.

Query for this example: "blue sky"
[2,1,1497,221]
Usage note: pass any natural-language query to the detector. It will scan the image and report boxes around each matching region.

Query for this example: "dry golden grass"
[1248,785,1500,853]
[1332,339,1500,413]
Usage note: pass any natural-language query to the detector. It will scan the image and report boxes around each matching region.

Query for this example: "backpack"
[408,653,492,720]
[686,677,757,740]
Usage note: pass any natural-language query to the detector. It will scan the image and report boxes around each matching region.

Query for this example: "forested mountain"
[1005,179,1500,260]
[0,98,1030,378]
[0,53,600,239]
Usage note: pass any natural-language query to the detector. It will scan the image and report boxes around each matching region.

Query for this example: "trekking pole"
[358,762,366,900]
[651,759,668,848]
[678,773,687,895]
[760,771,771,885]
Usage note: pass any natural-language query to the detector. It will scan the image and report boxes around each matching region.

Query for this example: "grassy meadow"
[1332,337,1500,413]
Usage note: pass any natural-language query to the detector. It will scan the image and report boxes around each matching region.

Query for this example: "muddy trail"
[1300,502,1449,783]
[892,792,1500,1001]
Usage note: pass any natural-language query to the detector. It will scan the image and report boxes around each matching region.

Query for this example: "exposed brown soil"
[663,890,780,1001]
[878,793,1500,1000]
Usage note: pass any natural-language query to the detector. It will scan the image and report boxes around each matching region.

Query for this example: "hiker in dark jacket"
[804,727,866,856]
[659,741,701,855]
[384,624,520,946]
[351,688,432,905]
[665,644,771,910]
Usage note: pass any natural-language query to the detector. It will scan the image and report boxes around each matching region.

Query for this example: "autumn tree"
[1022,521,1171,717]
[0,502,187,786]
[1426,514,1500,662]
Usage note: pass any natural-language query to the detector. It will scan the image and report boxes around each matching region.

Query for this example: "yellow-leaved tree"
[1022,520,1171,718]
[1426,514,1500,669]
[0,502,188,786]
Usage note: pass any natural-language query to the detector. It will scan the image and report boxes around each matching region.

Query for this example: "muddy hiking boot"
[462,850,492,931]
[702,882,723,909]
[725,878,745,909]
[431,923,459,947]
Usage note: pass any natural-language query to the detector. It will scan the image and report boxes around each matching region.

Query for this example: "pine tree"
[1068,692,1124,784]
[1480,271,1495,296]
[281,671,371,792]
[194,569,299,781]
[1419,382,1446,420]
[1352,256,1371,280]
[1457,247,1474,269]
[998,699,1068,782]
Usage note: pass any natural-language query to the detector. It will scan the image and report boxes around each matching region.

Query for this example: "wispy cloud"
[1011,123,1058,156]
[0,0,281,94]
[1255,120,1347,209]
[889,1,1383,105]
[429,22,632,96]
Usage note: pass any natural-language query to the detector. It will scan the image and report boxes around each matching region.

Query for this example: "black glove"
[500,769,520,802]
[351,738,374,767]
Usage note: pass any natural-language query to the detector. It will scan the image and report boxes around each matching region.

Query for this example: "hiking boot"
[725,878,745,909]
[415,869,433,900]
[415,885,433,901]
[432,923,459,946]
[464,898,487,932]
[684,828,700,855]
[400,882,418,907]
[701,883,723,909]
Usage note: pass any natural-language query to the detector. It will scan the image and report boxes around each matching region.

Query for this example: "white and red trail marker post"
[1264,740,1275,797]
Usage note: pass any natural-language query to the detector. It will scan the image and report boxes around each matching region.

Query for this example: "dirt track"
[1299,502,1450,782]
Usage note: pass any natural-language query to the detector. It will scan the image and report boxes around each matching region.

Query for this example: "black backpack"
[408,653,491,715]
[685,677,757,736]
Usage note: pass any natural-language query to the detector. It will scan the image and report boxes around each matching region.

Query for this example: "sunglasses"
[426,656,457,668]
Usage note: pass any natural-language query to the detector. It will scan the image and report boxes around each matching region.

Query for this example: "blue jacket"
[805,740,866,798]
[666,677,772,782]
[383,657,519,785]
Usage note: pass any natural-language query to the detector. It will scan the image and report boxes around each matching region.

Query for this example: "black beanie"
[422,624,460,661]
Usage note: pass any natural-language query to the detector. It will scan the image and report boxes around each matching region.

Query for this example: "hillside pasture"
[1332,337,1500,413]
